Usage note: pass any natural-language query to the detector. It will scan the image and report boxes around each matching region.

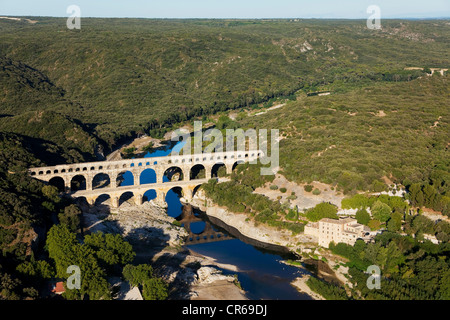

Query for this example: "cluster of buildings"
[304,217,374,248]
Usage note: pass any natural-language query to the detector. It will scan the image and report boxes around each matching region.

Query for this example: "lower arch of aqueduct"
[28,150,262,208]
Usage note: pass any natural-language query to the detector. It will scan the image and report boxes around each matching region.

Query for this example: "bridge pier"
[132,170,141,186]
[154,190,168,208]
[111,196,119,208]
[86,196,96,206]
[156,168,165,184]
[181,185,194,202]
[134,194,143,206]
[64,178,71,192]
[86,174,93,191]
[111,174,119,188]
[204,165,212,180]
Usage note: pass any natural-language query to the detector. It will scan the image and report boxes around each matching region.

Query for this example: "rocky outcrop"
[82,200,247,300]
[195,267,235,284]
[84,201,187,247]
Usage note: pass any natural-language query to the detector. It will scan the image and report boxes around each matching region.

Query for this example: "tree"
[63,244,111,300]
[42,185,61,203]
[84,232,135,271]
[371,180,387,192]
[16,260,55,280]
[368,219,382,231]
[58,204,81,232]
[387,212,403,232]
[46,225,111,300]
[371,200,392,223]
[423,184,436,208]
[46,225,78,277]
[122,264,168,300]
[355,208,371,225]
[411,215,434,235]
[439,269,450,300]
[123,264,155,287]
[385,241,405,274]
[415,191,425,208]
[142,278,169,300]
[341,194,369,209]
[306,202,338,222]
[409,183,423,207]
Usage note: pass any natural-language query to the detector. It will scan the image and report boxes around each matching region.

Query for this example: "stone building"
[304,217,371,248]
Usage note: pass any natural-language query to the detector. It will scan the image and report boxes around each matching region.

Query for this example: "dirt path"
[252,103,286,116]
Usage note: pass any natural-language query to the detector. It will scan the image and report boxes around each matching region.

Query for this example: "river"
[120,141,312,300]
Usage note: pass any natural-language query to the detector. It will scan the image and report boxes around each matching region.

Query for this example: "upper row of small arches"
[30,152,260,176]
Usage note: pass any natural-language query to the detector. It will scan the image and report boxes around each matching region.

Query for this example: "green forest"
[0,18,449,150]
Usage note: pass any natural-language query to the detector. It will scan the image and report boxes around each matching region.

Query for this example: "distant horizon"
[1,15,449,20]
[1,0,449,20]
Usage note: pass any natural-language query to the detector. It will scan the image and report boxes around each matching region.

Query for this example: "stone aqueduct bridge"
[28,150,262,208]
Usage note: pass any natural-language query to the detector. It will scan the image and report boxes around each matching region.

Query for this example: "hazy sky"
[1,0,449,19]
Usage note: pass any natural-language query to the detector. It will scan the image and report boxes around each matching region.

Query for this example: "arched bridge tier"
[28,150,262,207]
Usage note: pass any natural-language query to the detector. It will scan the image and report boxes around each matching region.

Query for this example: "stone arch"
[118,191,134,207]
[73,196,89,210]
[71,175,87,191]
[190,164,205,180]
[167,186,184,198]
[49,176,65,193]
[92,173,111,190]
[232,160,245,172]
[211,163,226,178]
[190,221,206,235]
[192,184,203,199]
[143,189,157,202]
[95,194,111,206]
[116,170,134,187]
[140,168,157,185]
[165,186,184,217]
[163,166,184,183]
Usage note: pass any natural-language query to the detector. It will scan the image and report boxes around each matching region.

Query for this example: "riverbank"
[191,192,315,252]
[81,199,247,300]
[190,191,351,300]
[291,275,325,300]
